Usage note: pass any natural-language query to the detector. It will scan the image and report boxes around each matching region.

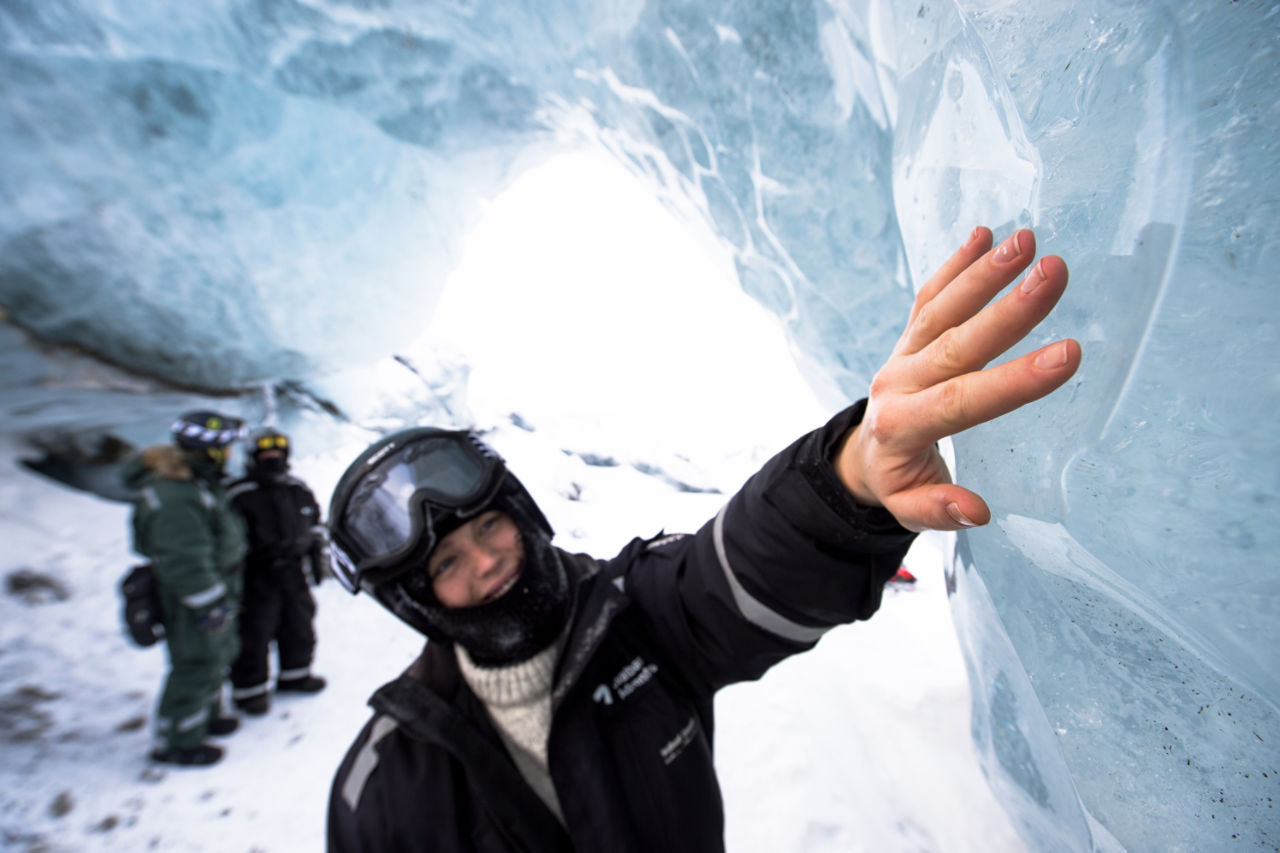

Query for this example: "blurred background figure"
[226,428,329,716]
[122,410,247,766]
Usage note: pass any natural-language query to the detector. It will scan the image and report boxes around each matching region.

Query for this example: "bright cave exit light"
[424,149,829,460]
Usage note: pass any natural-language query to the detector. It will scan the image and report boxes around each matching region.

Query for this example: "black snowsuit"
[328,401,916,852]
[227,469,326,700]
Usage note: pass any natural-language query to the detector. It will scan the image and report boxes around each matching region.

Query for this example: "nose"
[468,544,502,579]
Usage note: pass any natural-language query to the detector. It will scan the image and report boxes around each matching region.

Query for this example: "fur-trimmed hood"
[121,444,193,490]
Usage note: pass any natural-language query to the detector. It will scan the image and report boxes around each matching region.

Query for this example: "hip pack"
[120,563,165,647]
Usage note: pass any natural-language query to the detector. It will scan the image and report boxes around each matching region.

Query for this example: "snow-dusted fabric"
[456,643,564,824]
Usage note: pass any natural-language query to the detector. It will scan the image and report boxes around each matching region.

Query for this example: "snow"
[0,153,1022,851]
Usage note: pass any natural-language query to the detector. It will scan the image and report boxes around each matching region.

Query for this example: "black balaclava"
[250,450,289,478]
[370,478,570,667]
[247,430,290,478]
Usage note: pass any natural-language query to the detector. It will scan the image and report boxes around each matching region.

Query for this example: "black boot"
[151,743,224,766]
[277,674,326,694]
[234,694,270,716]
[208,716,240,736]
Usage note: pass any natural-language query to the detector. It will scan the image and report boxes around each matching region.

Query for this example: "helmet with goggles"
[248,428,290,456]
[328,427,552,595]
[246,427,291,474]
[172,410,245,449]
[171,410,245,466]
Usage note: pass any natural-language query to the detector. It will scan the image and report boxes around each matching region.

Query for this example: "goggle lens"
[335,434,502,585]
[256,435,289,450]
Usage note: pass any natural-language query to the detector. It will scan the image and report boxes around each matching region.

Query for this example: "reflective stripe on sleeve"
[712,503,827,644]
[182,581,227,609]
[341,716,399,811]
[226,481,258,501]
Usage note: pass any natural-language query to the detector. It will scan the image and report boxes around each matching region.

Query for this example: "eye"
[429,554,456,580]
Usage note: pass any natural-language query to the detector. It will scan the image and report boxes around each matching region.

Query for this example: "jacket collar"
[375,545,628,713]
[369,651,572,848]
[549,540,643,709]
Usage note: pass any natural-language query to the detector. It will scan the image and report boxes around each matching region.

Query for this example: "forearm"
[629,403,916,694]
[710,400,915,626]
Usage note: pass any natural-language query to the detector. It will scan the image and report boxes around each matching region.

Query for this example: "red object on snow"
[889,566,917,585]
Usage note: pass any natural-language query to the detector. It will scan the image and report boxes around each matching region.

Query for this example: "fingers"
[898,254,1070,392]
[896,337,1083,448]
[905,226,993,331]
[899,229,1037,356]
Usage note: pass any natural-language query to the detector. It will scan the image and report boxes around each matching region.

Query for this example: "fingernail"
[1020,260,1046,294]
[964,226,982,248]
[993,233,1013,262]
[1035,341,1069,369]
[988,229,1029,262]
[947,503,978,527]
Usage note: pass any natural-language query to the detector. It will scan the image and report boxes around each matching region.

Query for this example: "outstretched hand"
[835,227,1082,532]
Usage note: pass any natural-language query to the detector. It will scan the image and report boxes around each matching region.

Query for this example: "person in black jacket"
[227,428,329,715]
[325,227,1083,851]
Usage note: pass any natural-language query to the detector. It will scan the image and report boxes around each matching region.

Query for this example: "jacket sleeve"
[304,485,331,583]
[143,486,228,609]
[328,713,420,853]
[327,712,386,850]
[624,399,916,694]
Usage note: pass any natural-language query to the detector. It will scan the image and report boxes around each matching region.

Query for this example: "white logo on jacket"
[592,655,659,705]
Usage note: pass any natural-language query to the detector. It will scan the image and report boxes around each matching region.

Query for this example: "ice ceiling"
[1,0,1277,849]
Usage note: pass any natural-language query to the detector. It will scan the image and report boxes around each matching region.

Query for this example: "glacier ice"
[1,0,1276,848]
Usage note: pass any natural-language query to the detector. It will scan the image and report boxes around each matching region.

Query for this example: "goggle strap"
[330,543,363,595]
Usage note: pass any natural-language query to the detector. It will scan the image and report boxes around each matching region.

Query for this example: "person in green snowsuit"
[122,410,248,766]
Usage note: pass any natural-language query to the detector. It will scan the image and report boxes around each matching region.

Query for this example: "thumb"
[884,485,991,532]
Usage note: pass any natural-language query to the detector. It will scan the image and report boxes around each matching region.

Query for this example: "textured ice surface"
[1,1,1277,848]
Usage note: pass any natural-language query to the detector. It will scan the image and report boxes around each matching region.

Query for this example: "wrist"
[832,424,881,508]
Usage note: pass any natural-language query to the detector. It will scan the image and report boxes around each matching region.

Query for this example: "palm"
[835,227,1081,532]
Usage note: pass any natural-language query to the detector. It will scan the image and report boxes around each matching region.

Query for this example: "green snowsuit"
[122,445,247,749]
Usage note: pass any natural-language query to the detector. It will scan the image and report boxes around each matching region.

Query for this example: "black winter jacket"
[328,401,915,852]
[227,471,325,581]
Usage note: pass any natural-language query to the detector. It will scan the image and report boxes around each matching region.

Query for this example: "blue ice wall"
[1,1,1276,848]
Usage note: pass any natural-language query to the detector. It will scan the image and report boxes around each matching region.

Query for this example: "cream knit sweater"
[455,643,565,824]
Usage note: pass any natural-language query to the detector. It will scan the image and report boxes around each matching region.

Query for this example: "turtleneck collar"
[455,642,556,708]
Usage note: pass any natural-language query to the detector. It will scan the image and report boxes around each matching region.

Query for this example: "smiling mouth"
[483,567,522,603]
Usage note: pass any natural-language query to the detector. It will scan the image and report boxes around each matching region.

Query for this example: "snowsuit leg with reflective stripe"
[231,558,316,694]
[156,568,241,749]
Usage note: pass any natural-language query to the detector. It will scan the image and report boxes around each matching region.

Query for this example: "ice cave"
[1,1,1276,849]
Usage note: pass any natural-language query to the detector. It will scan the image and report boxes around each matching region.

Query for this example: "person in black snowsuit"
[325,227,1083,851]
[227,428,329,715]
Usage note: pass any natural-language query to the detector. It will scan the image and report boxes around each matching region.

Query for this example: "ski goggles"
[329,428,505,594]
[254,434,289,450]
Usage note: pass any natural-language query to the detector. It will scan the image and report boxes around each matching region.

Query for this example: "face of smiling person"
[426,510,525,609]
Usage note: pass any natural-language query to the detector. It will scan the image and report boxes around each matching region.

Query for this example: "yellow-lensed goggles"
[255,435,289,450]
